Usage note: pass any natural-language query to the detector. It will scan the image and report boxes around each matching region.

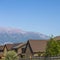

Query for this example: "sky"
[0,0,60,36]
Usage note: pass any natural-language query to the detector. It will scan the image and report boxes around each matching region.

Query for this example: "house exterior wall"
[3,47,7,57]
[17,48,22,54]
[25,44,33,58]
[17,45,26,54]
[33,52,45,57]
[24,41,46,58]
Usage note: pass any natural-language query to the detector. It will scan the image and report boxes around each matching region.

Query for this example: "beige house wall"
[25,45,33,58]
[3,47,7,57]
[17,48,22,54]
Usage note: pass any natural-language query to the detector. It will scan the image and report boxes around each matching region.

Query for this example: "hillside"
[0,28,49,44]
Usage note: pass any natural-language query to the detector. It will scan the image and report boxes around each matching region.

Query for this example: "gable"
[25,41,33,54]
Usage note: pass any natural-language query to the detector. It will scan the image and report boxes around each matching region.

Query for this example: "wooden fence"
[19,56,60,60]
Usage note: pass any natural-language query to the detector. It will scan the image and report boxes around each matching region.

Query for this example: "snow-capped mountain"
[0,28,49,44]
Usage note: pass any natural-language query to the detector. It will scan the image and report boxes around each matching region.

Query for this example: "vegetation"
[5,51,19,60]
[38,51,41,56]
[46,37,60,56]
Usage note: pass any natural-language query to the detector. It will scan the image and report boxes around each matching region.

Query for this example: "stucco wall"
[25,44,32,58]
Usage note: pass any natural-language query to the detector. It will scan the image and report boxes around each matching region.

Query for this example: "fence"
[19,56,60,60]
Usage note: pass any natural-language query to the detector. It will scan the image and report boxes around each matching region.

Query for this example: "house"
[24,40,48,58]
[54,36,60,40]
[0,45,4,59]
[0,43,25,59]
[13,43,26,58]
[0,40,48,58]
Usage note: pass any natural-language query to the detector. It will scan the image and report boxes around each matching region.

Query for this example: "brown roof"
[54,36,60,40]
[28,40,48,52]
[5,43,21,50]
[0,43,21,51]
[5,44,14,50]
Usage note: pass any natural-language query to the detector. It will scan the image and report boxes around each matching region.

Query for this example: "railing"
[19,56,60,60]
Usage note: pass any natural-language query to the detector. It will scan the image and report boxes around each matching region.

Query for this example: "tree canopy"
[46,37,60,56]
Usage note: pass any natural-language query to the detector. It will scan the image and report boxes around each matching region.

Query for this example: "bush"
[5,51,19,60]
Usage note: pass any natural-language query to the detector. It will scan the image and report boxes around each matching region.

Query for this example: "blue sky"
[0,0,60,36]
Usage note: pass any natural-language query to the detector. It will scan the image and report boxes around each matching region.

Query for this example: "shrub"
[5,51,19,60]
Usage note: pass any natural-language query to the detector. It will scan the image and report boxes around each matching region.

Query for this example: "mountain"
[0,28,49,44]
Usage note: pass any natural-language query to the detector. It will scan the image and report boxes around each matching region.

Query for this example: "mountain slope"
[0,28,49,44]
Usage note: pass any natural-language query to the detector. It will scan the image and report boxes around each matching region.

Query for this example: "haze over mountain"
[0,28,49,45]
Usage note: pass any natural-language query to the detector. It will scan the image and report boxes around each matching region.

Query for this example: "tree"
[46,37,60,56]
[5,51,19,60]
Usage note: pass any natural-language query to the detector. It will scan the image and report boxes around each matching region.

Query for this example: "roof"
[13,43,26,49]
[5,43,21,50]
[28,40,48,53]
[54,36,60,40]
[0,43,22,51]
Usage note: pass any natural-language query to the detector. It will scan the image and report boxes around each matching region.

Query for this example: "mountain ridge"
[0,28,49,45]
